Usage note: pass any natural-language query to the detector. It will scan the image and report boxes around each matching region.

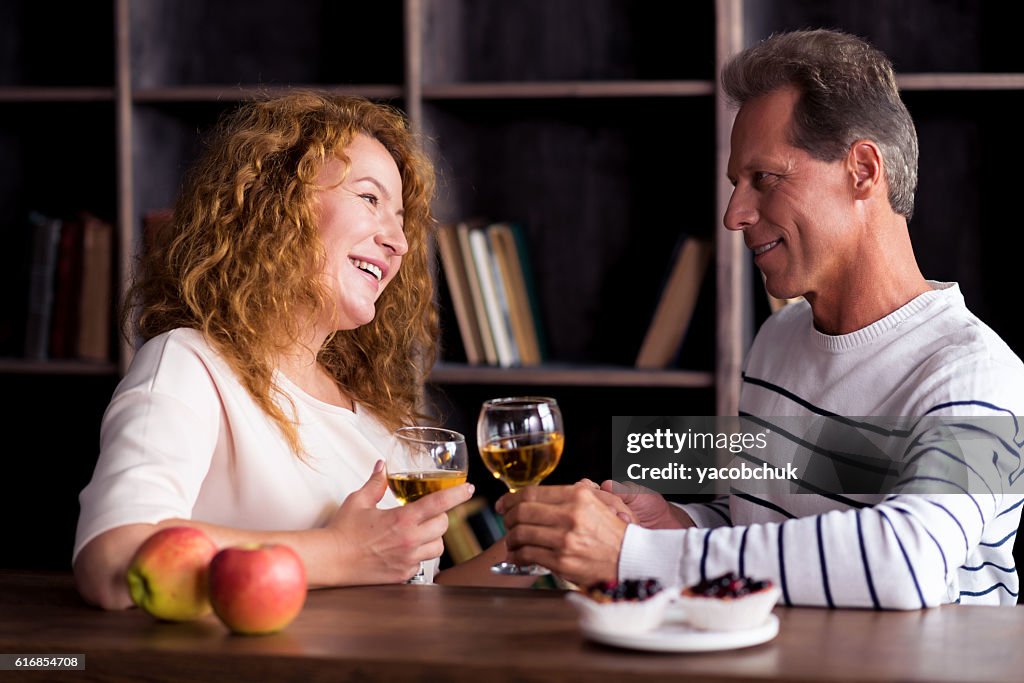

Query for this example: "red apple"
[208,544,307,635]
[125,526,218,621]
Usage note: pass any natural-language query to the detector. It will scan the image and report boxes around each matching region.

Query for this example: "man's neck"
[806,216,930,335]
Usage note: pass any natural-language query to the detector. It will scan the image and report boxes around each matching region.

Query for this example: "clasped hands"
[496,479,686,586]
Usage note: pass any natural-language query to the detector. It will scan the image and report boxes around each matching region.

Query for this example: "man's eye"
[360,193,379,207]
[753,172,775,186]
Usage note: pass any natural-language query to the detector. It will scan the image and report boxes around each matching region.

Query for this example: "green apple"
[208,544,307,635]
[125,526,218,621]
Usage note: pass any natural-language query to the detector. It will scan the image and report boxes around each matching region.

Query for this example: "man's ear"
[847,140,884,200]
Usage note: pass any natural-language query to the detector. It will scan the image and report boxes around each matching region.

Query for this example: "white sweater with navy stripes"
[618,282,1024,607]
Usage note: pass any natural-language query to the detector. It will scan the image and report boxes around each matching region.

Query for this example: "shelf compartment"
[130,0,404,89]
[421,0,715,84]
[424,97,716,369]
[0,1,114,87]
[747,0,1024,73]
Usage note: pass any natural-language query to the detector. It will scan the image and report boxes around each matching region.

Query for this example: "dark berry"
[689,573,772,598]
[586,578,663,601]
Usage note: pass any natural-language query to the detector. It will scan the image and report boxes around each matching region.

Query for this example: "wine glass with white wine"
[477,396,565,575]
[387,426,469,583]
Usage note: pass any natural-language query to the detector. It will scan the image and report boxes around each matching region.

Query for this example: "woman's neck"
[277,341,354,411]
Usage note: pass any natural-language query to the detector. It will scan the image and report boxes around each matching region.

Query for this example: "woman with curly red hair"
[72,92,477,608]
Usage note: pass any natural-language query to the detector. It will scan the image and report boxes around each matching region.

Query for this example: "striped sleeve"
[620,493,1012,608]
[677,496,732,528]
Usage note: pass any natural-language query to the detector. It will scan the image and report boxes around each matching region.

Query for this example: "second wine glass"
[477,396,564,575]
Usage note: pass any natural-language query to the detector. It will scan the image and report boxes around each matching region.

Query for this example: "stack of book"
[23,211,114,363]
[436,221,545,367]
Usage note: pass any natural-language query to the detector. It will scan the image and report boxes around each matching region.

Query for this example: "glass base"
[406,563,428,584]
[490,561,551,576]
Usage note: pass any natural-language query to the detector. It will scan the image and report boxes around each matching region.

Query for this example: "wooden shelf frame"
[6,0,1020,408]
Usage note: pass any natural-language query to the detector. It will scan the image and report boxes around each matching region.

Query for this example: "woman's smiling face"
[315,133,408,333]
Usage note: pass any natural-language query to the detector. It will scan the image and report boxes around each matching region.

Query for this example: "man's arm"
[619,492,1014,609]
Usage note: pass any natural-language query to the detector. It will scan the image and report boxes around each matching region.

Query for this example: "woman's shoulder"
[122,328,235,397]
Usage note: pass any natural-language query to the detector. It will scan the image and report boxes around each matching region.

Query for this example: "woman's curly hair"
[124,92,438,455]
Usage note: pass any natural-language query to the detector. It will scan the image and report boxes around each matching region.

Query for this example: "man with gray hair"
[498,29,1024,608]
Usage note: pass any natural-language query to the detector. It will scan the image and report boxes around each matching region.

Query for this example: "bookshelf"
[2,0,1023,569]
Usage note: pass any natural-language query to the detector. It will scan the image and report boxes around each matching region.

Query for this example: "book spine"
[76,216,113,363]
[488,223,541,365]
[468,228,516,367]
[443,510,483,564]
[436,224,485,365]
[49,219,84,359]
[457,223,498,365]
[507,223,548,362]
[23,212,63,360]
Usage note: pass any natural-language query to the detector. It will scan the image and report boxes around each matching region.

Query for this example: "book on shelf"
[443,498,484,565]
[76,214,113,363]
[468,227,519,367]
[487,223,543,366]
[507,222,548,362]
[436,223,485,365]
[463,498,505,548]
[48,217,85,359]
[443,497,505,565]
[456,221,498,365]
[635,236,713,369]
[23,212,63,360]
[437,220,546,367]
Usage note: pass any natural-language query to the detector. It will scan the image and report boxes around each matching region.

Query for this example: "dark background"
[0,1,1020,592]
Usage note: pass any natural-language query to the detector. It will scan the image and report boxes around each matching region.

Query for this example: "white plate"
[580,613,779,653]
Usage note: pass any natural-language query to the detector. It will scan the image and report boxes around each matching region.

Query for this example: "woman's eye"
[360,193,379,207]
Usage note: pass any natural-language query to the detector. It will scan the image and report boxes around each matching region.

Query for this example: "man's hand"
[496,484,628,586]
[599,480,694,529]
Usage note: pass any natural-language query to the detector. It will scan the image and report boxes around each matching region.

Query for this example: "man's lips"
[752,239,781,256]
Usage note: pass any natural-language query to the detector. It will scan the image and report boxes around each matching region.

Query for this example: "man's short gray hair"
[722,29,918,220]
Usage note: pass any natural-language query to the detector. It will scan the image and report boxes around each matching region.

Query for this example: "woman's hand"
[326,460,474,584]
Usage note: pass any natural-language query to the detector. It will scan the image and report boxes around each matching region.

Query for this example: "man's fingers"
[590,489,636,522]
[496,485,577,514]
[600,479,656,502]
[502,499,575,531]
[504,522,567,553]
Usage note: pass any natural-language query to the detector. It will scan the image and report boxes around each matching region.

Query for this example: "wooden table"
[0,571,1020,682]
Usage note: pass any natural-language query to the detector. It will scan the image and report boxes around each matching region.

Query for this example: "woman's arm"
[75,464,474,610]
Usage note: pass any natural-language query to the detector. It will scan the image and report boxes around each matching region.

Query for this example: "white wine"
[479,432,564,491]
[387,470,467,505]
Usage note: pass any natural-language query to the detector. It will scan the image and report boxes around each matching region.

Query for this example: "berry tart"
[566,579,676,633]
[676,572,780,631]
